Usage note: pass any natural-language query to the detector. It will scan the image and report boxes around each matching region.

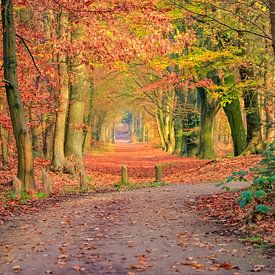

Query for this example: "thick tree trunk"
[51,13,69,171]
[64,23,87,173]
[198,88,220,159]
[64,65,86,171]
[1,0,35,190]
[223,98,246,156]
[243,90,265,154]
[240,67,264,154]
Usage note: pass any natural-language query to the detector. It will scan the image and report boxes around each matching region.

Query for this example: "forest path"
[0,183,274,274]
[84,143,260,186]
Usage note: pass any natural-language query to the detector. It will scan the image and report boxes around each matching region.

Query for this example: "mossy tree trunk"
[173,118,183,155]
[198,88,220,159]
[82,80,94,152]
[243,90,264,154]
[223,98,246,156]
[240,67,264,154]
[64,23,87,173]
[51,12,69,171]
[1,0,35,190]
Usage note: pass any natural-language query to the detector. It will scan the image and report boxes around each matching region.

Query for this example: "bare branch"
[16,34,41,75]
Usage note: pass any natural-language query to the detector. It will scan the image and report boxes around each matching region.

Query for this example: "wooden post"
[121,165,128,184]
[12,177,22,199]
[41,169,52,196]
[155,165,162,182]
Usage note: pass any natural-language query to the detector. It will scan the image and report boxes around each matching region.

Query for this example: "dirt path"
[0,183,274,275]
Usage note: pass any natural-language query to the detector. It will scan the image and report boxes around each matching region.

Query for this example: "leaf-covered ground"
[0,184,274,274]
[0,143,261,222]
[84,143,260,186]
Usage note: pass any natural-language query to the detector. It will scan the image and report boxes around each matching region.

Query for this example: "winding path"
[0,183,274,274]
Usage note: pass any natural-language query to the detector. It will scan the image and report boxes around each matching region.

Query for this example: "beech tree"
[1,0,35,190]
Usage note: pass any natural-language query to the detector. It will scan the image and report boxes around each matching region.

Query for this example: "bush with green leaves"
[221,142,275,216]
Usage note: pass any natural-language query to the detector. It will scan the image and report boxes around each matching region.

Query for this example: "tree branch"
[16,34,41,75]
[181,6,272,40]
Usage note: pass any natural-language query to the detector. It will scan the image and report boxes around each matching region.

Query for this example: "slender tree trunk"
[223,98,246,156]
[173,118,183,155]
[270,0,275,56]
[82,81,94,152]
[51,12,69,171]
[0,99,8,167]
[0,126,8,168]
[264,60,274,142]
[155,112,166,149]
[198,88,220,159]
[1,0,35,189]
[44,118,54,160]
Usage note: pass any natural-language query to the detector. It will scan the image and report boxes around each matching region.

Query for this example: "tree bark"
[1,0,35,190]
[243,90,265,154]
[173,118,183,155]
[82,81,94,152]
[198,88,220,159]
[240,67,264,154]
[51,12,69,171]
[155,112,166,150]
[64,23,87,173]
[270,0,275,56]
[223,98,246,156]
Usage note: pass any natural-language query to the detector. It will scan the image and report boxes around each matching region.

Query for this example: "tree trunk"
[51,12,69,171]
[173,118,183,155]
[263,54,274,142]
[1,0,35,190]
[240,67,264,154]
[270,0,275,56]
[82,81,94,152]
[0,99,8,167]
[155,112,166,150]
[223,98,246,156]
[64,24,87,173]
[198,88,220,159]
[0,126,8,168]
[243,90,264,154]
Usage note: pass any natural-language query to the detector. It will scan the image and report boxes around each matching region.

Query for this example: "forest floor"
[0,183,274,275]
[0,143,274,274]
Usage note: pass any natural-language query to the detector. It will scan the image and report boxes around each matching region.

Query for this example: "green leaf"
[253,178,265,185]
[254,190,267,199]
[268,175,275,183]
[224,74,235,85]
[239,198,247,208]
[225,186,230,192]
[255,204,268,214]
[241,190,252,202]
